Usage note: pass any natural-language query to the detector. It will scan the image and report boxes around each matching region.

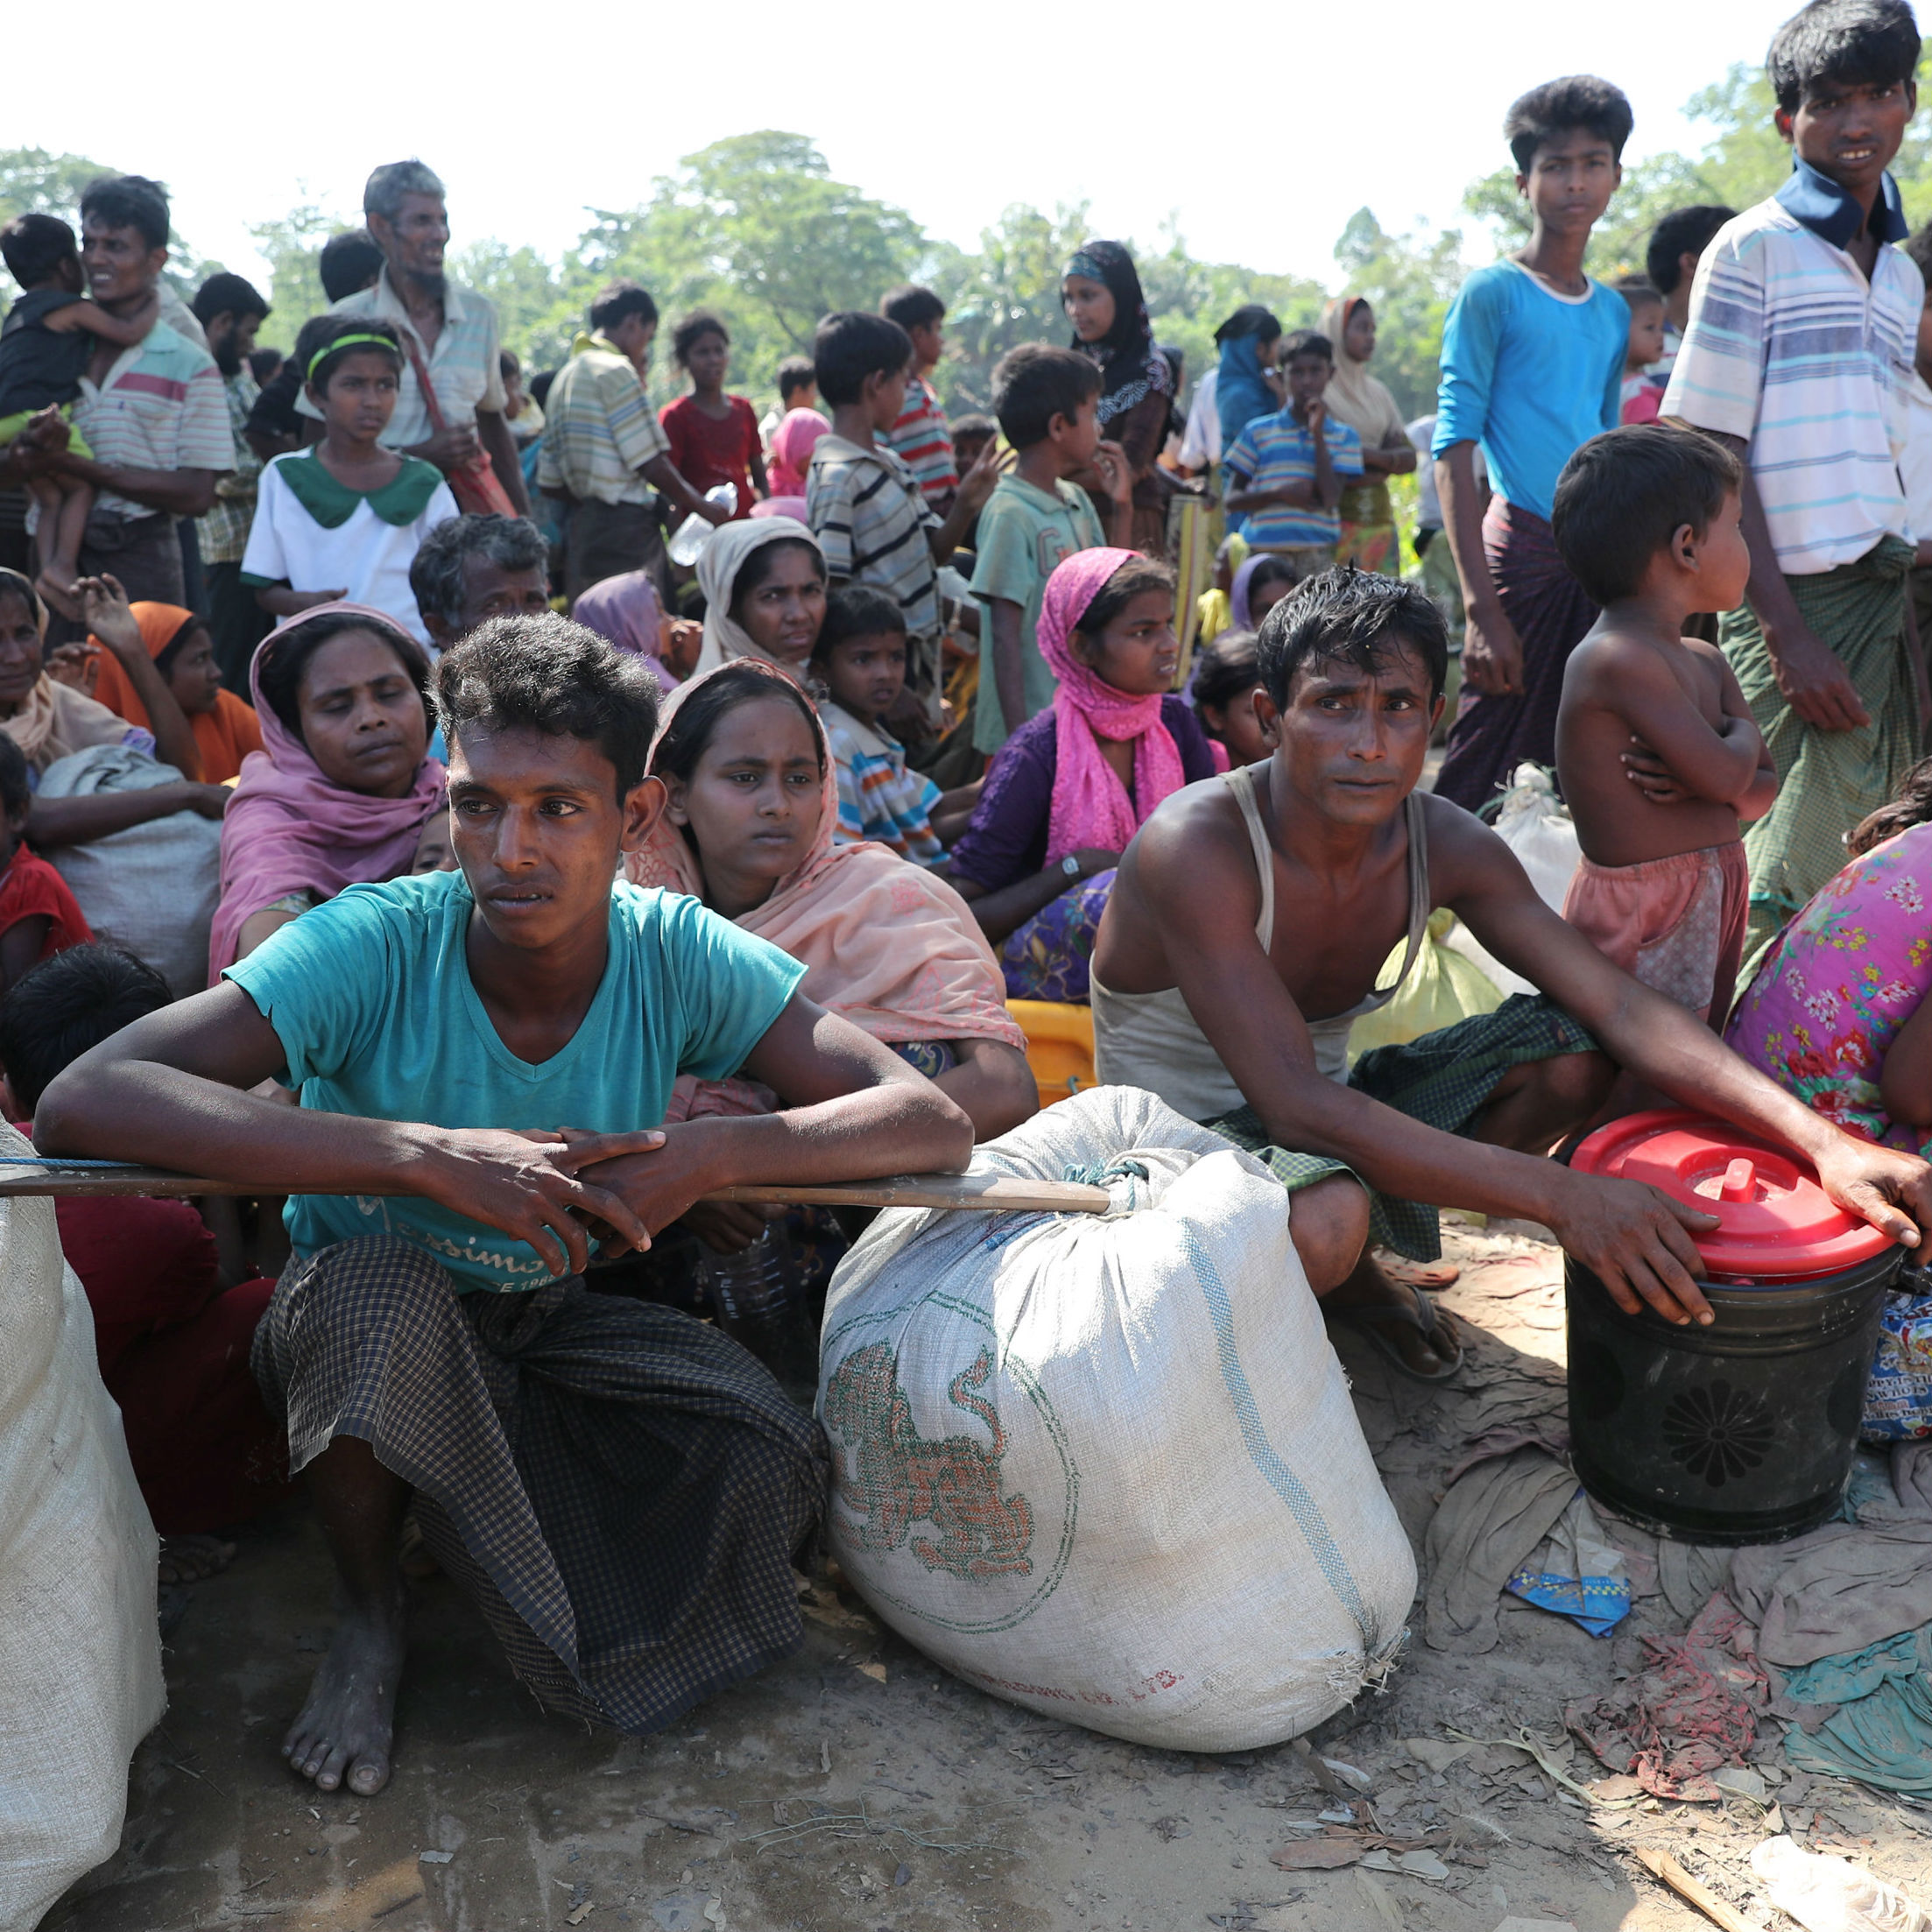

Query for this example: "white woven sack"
[0,1125,165,1929]
[39,744,222,996]
[818,1086,1414,1751]
[1442,763,1581,998]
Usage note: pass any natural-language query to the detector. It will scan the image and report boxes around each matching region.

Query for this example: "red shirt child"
[0,843,90,987]
[658,311,766,519]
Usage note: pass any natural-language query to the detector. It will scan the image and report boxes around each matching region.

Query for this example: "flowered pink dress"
[1724,823,1932,1152]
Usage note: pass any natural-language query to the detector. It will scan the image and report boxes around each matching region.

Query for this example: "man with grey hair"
[408,513,551,652]
[301,159,530,517]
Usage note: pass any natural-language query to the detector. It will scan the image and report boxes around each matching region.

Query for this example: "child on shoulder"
[1553,423,1773,1025]
[659,310,765,521]
[1222,331,1364,576]
[813,585,979,864]
[0,214,160,620]
[806,312,1005,744]
[970,344,1132,756]
[241,315,457,645]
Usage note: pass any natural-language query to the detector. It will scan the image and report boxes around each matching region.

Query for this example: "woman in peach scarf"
[627,657,1035,1146]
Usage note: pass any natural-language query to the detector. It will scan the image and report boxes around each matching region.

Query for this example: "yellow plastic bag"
[1346,908,1505,1065]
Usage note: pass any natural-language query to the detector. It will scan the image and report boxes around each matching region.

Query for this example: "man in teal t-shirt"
[40,612,971,1802]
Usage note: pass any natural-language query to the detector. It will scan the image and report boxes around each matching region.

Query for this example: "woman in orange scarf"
[83,586,264,784]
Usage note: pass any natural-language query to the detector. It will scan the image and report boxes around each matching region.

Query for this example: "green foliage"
[1332,209,1469,418]
[0,145,215,303]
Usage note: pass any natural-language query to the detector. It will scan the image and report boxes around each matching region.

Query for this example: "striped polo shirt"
[537,333,668,506]
[878,376,957,506]
[806,434,942,637]
[1223,405,1364,549]
[1663,166,1921,576]
[72,321,235,520]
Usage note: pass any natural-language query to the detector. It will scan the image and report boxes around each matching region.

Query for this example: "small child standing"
[1616,279,1668,424]
[807,311,1005,740]
[659,310,765,521]
[1222,331,1364,575]
[970,344,1132,755]
[241,315,457,645]
[0,734,92,991]
[813,585,977,864]
[1553,423,1773,1024]
[0,214,159,618]
[878,286,958,511]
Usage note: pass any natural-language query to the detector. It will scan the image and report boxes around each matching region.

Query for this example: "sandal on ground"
[1325,1280,1465,1384]
[1371,1247,1461,1290]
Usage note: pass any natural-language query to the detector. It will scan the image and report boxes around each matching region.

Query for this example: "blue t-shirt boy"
[224,868,805,1290]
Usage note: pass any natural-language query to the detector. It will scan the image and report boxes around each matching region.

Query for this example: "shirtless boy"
[39,612,972,1796]
[1092,568,1932,1379]
[1554,423,1773,1025]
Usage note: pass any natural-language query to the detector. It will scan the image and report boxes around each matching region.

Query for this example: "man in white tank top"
[1093,569,1932,1378]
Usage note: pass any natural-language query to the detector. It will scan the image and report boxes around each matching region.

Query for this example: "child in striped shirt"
[814,585,978,865]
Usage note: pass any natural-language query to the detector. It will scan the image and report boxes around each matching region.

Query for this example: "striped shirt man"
[296,269,507,448]
[72,321,234,520]
[198,366,264,565]
[878,375,957,507]
[537,333,668,506]
[1662,165,1921,576]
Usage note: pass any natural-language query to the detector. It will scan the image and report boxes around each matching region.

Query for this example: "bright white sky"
[20,0,1797,293]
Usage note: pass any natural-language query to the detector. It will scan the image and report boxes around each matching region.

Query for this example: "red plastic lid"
[1569,1109,1893,1280]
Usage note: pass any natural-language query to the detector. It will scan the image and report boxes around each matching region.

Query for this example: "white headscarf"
[693,517,827,676]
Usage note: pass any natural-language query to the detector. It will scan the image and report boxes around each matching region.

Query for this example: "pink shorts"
[1562,840,1750,1024]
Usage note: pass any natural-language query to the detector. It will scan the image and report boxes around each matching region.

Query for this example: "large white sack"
[39,744,222,996]
[1442,763,1580,998]
[0,1125,165,1929]
[818,1086,1414,1751]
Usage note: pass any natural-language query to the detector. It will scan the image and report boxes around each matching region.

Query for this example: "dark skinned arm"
[948,849,1118,945]
[1358,427,1419,477]
[641,452,731,526]
[931,1038,1038,1140]
[987,598,1029,746]
[75,574,204,780]
[1437,441,1520,696]
[26,784,228,847]
[1881,990,1932,1128]
[40,455,216,518]
[0,917,50,991]
[928,440,1011,566]
[475,408,531,517]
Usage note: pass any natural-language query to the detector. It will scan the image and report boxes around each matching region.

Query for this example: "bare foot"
[1371,1247,1461,1290]
[1324,1252,1463,1378]
[33,567,81,622]
[283,1588,406,1795]
[159,1534,237,1584]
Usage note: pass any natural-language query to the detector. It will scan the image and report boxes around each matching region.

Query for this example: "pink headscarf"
[625,659,1023,1055]
[767,408,829,497]
[208,602,447,981]
[1037,547,1186,867]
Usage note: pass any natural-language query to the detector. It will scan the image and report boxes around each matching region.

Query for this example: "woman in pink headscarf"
[751,407,829,523]
[208,601,446,978]
[944,547,1218,1002]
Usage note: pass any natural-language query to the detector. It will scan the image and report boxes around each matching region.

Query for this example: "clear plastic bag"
[666,483,739,567]
[1750,1837,1932,1932]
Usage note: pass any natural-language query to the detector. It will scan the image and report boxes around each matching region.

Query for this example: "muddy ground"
[46,1217,1932,1932]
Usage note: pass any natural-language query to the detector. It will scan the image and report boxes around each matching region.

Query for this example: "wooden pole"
[0,1161,1112,1216]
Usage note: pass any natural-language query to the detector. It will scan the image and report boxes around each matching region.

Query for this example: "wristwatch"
[1061,853,1082,879]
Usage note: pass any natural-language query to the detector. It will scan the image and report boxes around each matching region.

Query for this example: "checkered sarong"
[252,1236,829,1734]
[1205,993,1597,1260]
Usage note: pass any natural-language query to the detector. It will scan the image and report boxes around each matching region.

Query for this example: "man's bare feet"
[159,1534,237,1584]
[1322,1251,1463,1380]
[283,1586,406,1795]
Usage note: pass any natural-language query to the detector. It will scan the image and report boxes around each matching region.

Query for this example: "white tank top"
[1090,763,1431,1122]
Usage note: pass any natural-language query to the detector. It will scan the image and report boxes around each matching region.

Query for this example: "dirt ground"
[46,1217,1932,1932]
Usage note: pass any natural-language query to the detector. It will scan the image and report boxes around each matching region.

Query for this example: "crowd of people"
[6,0,1932,1849]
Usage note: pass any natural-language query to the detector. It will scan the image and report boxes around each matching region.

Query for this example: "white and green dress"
[240,447,457,645]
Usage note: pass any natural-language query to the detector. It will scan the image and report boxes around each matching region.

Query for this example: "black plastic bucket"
[1566,1247,1901,1544]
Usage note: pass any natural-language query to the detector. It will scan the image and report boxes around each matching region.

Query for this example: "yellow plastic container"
[1009,999,1096,1108]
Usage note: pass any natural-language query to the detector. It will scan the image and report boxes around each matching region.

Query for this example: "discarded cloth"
[1775,1625,1932,1797]
[1730,1520,1932,1668]
[1568,1594,1766,1801]
[1423,1445,1576,1653]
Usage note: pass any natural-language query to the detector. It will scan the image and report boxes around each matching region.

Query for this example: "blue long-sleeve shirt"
[1432,259,1626,524]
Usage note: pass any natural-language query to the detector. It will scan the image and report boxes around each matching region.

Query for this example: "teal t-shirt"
[223,869,806,1291]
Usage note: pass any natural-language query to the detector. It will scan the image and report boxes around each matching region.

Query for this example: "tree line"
[6,60,1930,426]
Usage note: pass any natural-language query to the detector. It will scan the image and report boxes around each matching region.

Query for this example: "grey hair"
[407,515,548,629]
[363,159,447,225]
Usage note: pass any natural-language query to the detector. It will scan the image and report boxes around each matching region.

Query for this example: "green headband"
[1065,250,1108,285]
[307,333,398,382]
